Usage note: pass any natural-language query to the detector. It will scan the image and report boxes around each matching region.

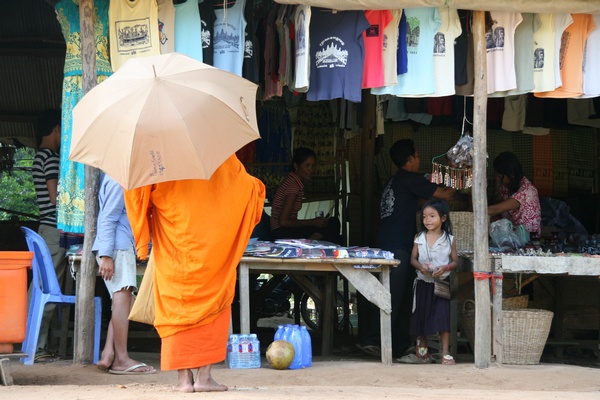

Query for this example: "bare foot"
[97,351,114,371]
[193,377,228,393]
[172,369,194,393]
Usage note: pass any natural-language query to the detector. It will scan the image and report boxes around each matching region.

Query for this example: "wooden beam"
[73,0,99,366]
[471,10,492,369]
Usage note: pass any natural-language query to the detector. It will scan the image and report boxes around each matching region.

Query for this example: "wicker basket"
[416,211,482,253]
[502,294,529,309]
[460,300,476,350]
[502,309,554,365]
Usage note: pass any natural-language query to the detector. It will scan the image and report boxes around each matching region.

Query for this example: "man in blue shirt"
[93,173,156,375]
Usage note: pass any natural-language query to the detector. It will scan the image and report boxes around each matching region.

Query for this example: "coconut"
[266,340,295,370]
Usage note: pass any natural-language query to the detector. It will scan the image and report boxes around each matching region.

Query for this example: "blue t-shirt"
[307,9,370,102]
[174,0,203,62]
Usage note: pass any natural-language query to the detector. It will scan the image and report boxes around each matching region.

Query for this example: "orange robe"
[124,155,265,370]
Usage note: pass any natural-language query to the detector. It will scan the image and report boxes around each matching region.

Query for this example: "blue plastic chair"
[20,227,102,365]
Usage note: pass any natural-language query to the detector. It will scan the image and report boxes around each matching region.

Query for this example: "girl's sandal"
[442,354,456,365]
[416,346,432,363]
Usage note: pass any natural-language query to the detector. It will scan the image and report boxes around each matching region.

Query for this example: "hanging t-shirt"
[361,10,392,89]
[454,9,469,86]
[397,11,408,75]
[307,9,370,102]
[432,7,461,97]
[372,7,441,97]
[532,13,556,93]
[553,13,574,88]
[536,14,595,98]
[581,14,600,98]
[486,11,522,94]
[503,13,539,96]
[174,0,203,62]
[213,0,246,76]
[294,5,311,92]
[242,0,259,83]
[109,0,161,71]
[382,9,402,86]
[157,0,175,54]
[198,0,215,65]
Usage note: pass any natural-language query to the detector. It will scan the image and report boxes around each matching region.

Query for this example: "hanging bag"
[128,253,155,325]
[434,279,451,300]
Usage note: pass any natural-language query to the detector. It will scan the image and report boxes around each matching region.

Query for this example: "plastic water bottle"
[274,324,284,341]
[300,325,312,368]
[282,325,292,341]
[289,325,304,369]
[237,333,261,369]
[227,334,239,369]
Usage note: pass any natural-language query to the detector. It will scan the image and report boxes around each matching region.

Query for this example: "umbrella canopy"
[69,52,260,190]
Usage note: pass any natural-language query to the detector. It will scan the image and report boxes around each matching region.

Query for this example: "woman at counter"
[270,147,341,244]
[487,151,541,237]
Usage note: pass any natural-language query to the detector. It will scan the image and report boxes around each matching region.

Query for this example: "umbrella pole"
[73,0,100,365]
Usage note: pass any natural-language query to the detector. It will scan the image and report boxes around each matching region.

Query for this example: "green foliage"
[0,147,39,221]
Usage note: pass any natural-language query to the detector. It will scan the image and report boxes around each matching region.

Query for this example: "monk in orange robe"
[124,155,265,392]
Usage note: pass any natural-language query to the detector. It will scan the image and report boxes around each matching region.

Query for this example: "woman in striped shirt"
[270,147,341,244]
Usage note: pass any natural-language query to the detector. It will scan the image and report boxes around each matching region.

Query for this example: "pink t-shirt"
[500,176,541,235]
[362,10,392,89]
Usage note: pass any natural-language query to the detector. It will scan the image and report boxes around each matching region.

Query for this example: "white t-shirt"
[553,13,574,88]
[157,0,175,54]
[293,5,311,92]
[532,13,556,92]
[382,9,402,86]
[581,14,600,98]
[432,7,462,96]
[486,11,522,94]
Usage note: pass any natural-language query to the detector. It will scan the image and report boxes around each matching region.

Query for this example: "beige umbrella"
[69,52,260,190]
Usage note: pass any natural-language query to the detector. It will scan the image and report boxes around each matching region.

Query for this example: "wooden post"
[74,0,99,365]
[360,90,376,246]
[471,10,492,369]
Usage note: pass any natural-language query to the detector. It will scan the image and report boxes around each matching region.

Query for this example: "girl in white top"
[409,199,458,365]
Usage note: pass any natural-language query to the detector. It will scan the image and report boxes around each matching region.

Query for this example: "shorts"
[96,245,137,298]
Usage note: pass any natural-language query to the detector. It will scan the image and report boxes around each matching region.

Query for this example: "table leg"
[239,263,250,334]
[379,265,392,365]
[322,274,335,356]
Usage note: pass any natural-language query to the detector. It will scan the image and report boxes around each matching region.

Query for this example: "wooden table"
[237,256,399,365]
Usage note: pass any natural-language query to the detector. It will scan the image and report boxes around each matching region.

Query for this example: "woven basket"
[416,211,482,253]
[502,309,553,365]
[460,300,476,350]
[502,294,529,309]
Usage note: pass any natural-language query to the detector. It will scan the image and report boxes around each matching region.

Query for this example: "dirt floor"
[4,346,600,400]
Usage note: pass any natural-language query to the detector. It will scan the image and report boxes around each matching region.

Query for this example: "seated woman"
[487,151,541,236]
[270,147,341,244]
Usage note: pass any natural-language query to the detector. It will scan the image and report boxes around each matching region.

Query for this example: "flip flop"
[108,362,157,375]
[396,353,431,364]
[442,355,456,365]
[355,344,381,357]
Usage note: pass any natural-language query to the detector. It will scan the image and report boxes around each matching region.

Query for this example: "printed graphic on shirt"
[559,31,571,70]
[214,23,240,53]
[115,18,154,53]
[433,32,446,55]
[486,25,505,51]
[534,47,545,69]
[366,24,380,38]
[244,34,253,59]
[315,37,348,69]
[297,9,307,54]
[201,20,211,50]
[380,181,395,218]
[158,19,169,45]
[406,16,420,53]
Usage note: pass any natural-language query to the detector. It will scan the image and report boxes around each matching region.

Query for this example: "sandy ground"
[3,350,600,400]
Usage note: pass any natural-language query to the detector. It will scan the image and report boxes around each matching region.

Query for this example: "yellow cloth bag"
[128,253,155,325]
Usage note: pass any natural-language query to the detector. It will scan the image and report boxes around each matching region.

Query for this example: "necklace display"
[431,162,473,190]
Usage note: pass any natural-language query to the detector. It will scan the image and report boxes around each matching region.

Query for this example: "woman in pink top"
[488,152,541,236]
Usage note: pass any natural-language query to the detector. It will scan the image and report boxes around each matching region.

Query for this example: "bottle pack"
[226,333,261,369]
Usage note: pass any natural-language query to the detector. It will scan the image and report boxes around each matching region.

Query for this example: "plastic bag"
[489,219,522,249]
[446,134,474,167]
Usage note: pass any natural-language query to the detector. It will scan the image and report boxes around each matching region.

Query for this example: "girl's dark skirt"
[409,279,451,337]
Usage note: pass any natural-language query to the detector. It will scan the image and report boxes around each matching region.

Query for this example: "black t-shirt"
[377,169,438,252]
